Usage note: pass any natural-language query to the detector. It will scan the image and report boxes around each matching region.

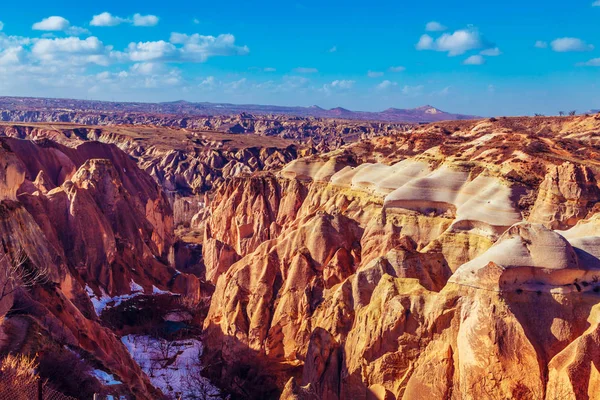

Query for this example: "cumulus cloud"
[425,21,447,32]
[416,28,493,56]
[535,40,548,48]
[0,20,261,100]
[389,66,405,72]
[367,70,384,78]
[463,55,485,65]
[293,67,318,73]
[31,16,89,35]
[0,46,25,66]
[91,12,159,27]
[126,41,177,61]
[133,14,159,27]
[31,36,113,66]
[551,37,594,52]
[91,12,128,27]
[578,58,600,66]
[376,80,397,90]
[168,33,249,62]
[0,21,4,31]
[32,16,70,31]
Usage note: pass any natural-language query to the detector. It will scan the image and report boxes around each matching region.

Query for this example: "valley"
[1,109,600,399]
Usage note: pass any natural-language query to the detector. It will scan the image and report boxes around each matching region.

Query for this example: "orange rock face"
[201,115,600,399]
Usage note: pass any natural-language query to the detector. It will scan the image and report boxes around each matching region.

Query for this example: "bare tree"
[181,352,222,400]
[569,110,577,116]
[0,248,49,304]
[559,111,565,116]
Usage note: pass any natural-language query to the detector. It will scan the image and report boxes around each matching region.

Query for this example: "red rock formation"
[0,137,203,398]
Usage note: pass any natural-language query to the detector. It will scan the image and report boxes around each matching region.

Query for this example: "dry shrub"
[0,354,39,397]
[0,353,38,382]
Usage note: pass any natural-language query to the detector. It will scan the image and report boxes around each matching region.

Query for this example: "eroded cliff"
[200,114,600,399]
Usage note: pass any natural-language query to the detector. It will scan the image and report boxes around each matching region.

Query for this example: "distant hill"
[0,96,477,123]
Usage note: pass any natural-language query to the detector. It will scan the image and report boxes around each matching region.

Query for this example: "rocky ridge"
[200,114,600,399]
[0,137,203,399]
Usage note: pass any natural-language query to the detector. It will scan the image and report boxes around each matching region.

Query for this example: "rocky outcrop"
[530,162,600,229]
[0,137,203,399]
[0,143,25,201]
[200,115,600,399]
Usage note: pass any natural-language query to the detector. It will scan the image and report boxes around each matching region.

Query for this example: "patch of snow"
[152,286,176,295]
[92,369,122,386]
[130,281,144,293]
[121,335,221,399]
[84,283,146,316]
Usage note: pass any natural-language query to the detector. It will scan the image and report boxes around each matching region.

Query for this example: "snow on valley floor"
[121,335,221,399]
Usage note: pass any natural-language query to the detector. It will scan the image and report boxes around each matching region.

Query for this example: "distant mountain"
[0,96,477,123]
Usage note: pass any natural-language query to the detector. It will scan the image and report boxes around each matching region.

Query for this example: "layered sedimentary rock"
[201,115,600,399]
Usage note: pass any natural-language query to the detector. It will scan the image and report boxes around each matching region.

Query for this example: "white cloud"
[0,21,4,31]
[329,46,337,53]
[463,55,485,65]
[0,23,252,100]
[32,16,88,35]
[389,66,405,72]
[293,67,318,73]
[593,1,600,6]
[416,28,490,56]
[126,41,177,62]
[168,33,249,62]
[264,67,276,72]
[91,12,128,27]
[425,21,447,32]
[367,70,384,78]
[193,18,200,24]
[91,12,159,27]
[578,58,600,66]
[322,79,355,94]
[329,80,354,89]
[376,80,397,90]
[130,62,166,75]
[31,36,113,66]
[535,40,548,48]
[133,14,159,27]
[551,37,594,52]
[480,47,501,56]
[0,46,25,66]
[32,16,70,31]
[416,34,434,50]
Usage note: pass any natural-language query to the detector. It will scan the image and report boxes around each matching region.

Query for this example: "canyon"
[1,109,600,399]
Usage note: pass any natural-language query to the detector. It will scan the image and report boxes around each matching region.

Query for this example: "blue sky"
[0,0,599,116]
